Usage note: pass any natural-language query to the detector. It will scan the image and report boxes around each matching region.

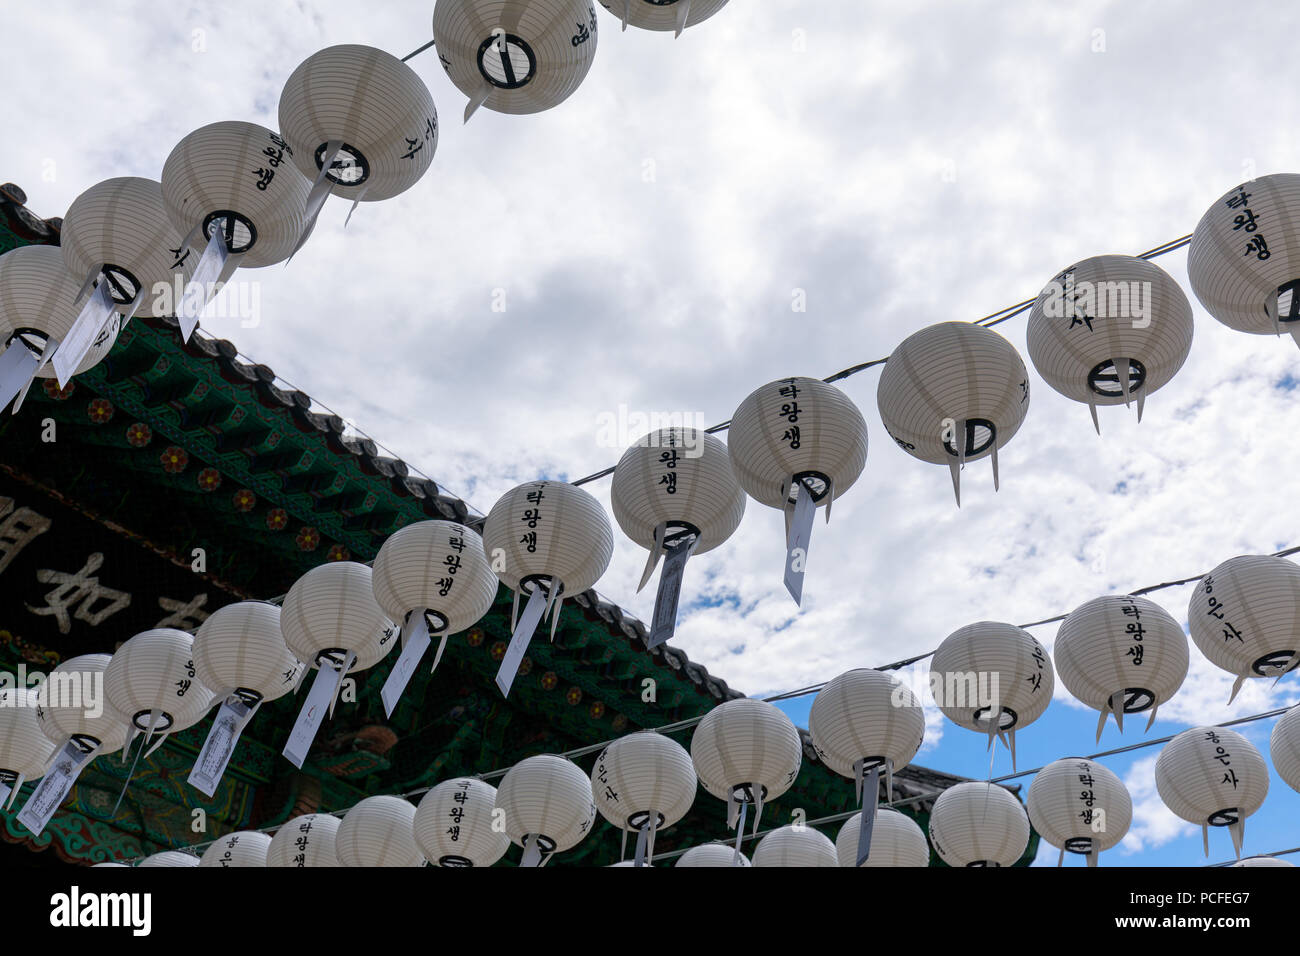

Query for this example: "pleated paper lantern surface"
[279,45,438,204]
[1269,705,1300,794]
[161,120,311,268]
[280,562,398,673]
[1026,758,1132,866]
[414,778,510,868]
[61,177,197,318]
[199,830,272,867]
[929,622,1052,765]
[751,825,837,867]
[336,796,425,867]
[1188,555,1300,701]
[597,0,728,34]
[691,698,801,837]
[876,321,1030,504]
[1232,856,1295,867]
[104,629,215,736]
[928,782,1030,867]
[809,669,924,783]
[835,808,930,868]
[267,813,341,867]
[137,851,200,868]
[591,732,696,862]
[675,843,751,867]
[193,602,303,704]
[1155,727,1268,858]
[1054,594,1188,739]
[496,754,597,865]
[1188,173,1300,347]
[433,0,600,120]
[0,689,54,791]
[34,654,128,758]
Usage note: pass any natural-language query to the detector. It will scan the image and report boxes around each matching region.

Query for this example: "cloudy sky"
[8,0,1300,866]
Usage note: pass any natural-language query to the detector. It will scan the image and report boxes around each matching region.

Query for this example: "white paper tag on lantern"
[16,737,99,836]
[381,611,432,717]
[187,695,254,797]
[282,657,350,769]
[783,481,817,605]
[52,280,115,388]
[177,228,230,343]
[496,588,548,697]
[647,536,697,648]
[0,344,41,414]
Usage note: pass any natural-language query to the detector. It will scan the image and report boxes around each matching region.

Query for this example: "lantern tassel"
[430,631,450,674]
[855,763,879,867]
[674,0,691,36]
[113,710,160,815]
[1087,840,1098,868]
[1110,690,1125,734]
[464,85,492,123]
[1136,386,1146,422]
[1115,357,1131,408]
[548,594,564,642]
[638,522,667,592]
[1228,673,1247,705]
[1057,847,1065,867]
[3,773,23,811]
[991,440,1000,492]
[1007,729,1017,773]
[511,589,520,633]
[752,785,764,839]
[1145,702,1160,732]
[1202,823,1209,858]
[343,183,370,228]
[732,800,748,865]
[1088,398,1100,435]
[380,609,433,717]
[289,139,343,261]
[634,817,657,867]
[824,476,834,524]
[619,0,630,29]
[1229,817,1245,859]
[783,476,817,606]
[726,788,740,830]
[1095,700,1109,744]
[620,824,629,862]
[495,586,548,697]
[520,833,544,868]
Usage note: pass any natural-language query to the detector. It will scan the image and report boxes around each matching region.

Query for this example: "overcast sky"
[7,0,1300,866]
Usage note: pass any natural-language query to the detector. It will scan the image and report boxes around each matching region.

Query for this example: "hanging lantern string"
[401,39,436,62]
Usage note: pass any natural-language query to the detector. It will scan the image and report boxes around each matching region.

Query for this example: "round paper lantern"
[193,602,304,705]
[1155,726,1269,858]
[1054,594,1188,740]
[675,843,751,867]
[1232,856,1294,867]
[1026,255,1193,430]
[691,698,801,840]
[280,561,398,675]
[161,120,312,269]
[1027,757,1132,866]
[876,321,1030,504]
[597,0,728,35]
[91,862,130,868]
[267,813,341,867]
[495,754,597,865]
[199,830,271,867]
[1188,173,1300,347]
[809,669,924,787]
[929,622,1053,765]
[433,0,600,120]
[1269,705,1300,794]
[835,808,930,868]
[61,177,197,319]
[104,628,215,740]
[591,732,697,863]
[278,45,438,204]
[33,654,128,761]
[336,796,425,867]
[414,778,510,868]
[1188,555,1300,702]
[137,850,200,868]
[928,782,1030,867]
[751,825,837,867]
[0,689,54,803]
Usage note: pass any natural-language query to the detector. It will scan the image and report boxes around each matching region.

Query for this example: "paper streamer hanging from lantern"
[610,427,745,647]
[690,697,801,862]
[928,782,1030,867]
[675,843,751,867]
[279,561,397,768]
[929,622,1053,769]
[1269,705,1300,794]
[1187,555,1300,703]
[1054,594,1188,741]
[336,795,426,867]
[372,520,497,716]
[876,321,1030,506]
[414,778,510,868]
[1187,173,1300,349]
[199,830,272,867]
[1026,255,1193,432]
[278,44,438,246]
[751,825,838,867]
[432,0,600,121]
[1026,757,1132,867]
[189,602,305,796]
[495,754,598,867]
[809,668,924,867]
[0,689,54,813]
[1155,726,1268,859]
[596,0,728,35]
[835,808,930,868]
[137,851,200,868]
[267,813,342,867]
[591,731,697,866]
[481,480,613,697]
[0,245,121,413]
[727,376,868,604]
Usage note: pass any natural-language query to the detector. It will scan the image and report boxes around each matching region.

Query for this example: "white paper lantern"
[675,843,751,867]
[91,862,130,868]
[280,561,398,674]
[929,622,1052,765]
[199,830,272,867]
[34,654,128,760]
[279,45,438,204]
[267,813,342,867]
[809,669,924,784]
[876,321,1030,504]
[414,778,510,867]
[0,689,54,800]
[751,825,837,867]
[835,808,930,868]
[496,754,597,865]
[336,795,426,867]
[193,602,304,704]
[1027,757,1132,866]
[1188,173,1300,348]
[1232,856,1294,867]
[597,0,728,35]
[1054,594,1188,740]
[433,0,600,120]
[1187,555,1300,702]
[1269,705,1300,794]
[1155,726,1268,858]
[61,177,197,319]
[1026,255,1193,430]
[137,850,200,867]
[591,732,697,863]
[161,120,311,269]
[104,628,216,740]
[928,782,1030,867]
